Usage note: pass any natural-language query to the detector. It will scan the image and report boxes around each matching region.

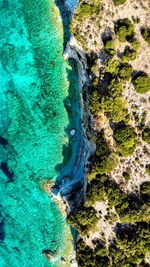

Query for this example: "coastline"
[53,0,95,211]
[59,1,150,267]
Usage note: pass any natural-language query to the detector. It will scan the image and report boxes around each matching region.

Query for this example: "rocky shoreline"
[52,36,95,212]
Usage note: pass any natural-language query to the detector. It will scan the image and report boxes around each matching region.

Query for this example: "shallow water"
[0,0,76,266]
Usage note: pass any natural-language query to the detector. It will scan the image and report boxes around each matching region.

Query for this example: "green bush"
[101,95,128,123]
[114,125,137,156]
[67,206,98,235]
[140,181,150,195]
[118,63,133,81]
[142,127,150,143]
[122,46,137,62]
[86,177,105,206]
[105,59,120,75]
[88,131,117,177]
[109,223,150,266]
[105,180,127,208]
[97,156,118,174]
[123,171,131,181]
[113,0,127,5]
[89,91,101,116]
[141,28,150,45]
[76,239,110,267]
[114,19,134,42]
[93,131,110,161]
[129,37,140,51]
[145,164,150,176]
[132,72,150,94]
[103,39,116,56]
[75,0,101,19]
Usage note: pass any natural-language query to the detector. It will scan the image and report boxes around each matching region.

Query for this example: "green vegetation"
[76,239,110,267]
[74,182,150,265]
[109,223,150,266]
[90,58,131,123]
[145,164,150,176]
[140,181,150,196]
[122,171,130,181]
[67,206,98,236]
[142,127,150,144]
[88,131,117,176]
[114,19,134,42]
[71,0,101,47]
[70,7,150,267]
[89,91,101,116]
[114,125,137,156]
[132,72,150,94]
[68,172,150,265]
[141,27,150,45]
[104,59,120,75]
[101,95,128,122]
[68,2,150,267]
[129,37,141,50]
[113,0,127,5]
[118,63,133,81]
[75,0,101,18]
[122,45,137,61]
[85,176,105,206]
[71,0,100,26]
[103,38,116,56]
[76,223,150,267]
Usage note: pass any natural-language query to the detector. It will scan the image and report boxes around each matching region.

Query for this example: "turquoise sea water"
[0,0,75,266]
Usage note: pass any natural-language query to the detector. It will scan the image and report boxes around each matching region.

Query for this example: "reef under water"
[0,0,80,266]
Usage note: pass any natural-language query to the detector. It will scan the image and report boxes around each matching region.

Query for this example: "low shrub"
[105,59,120,75]
[118,63,133,81]
[114,125,137,156]
[141,27,150,45]
[89,91,101,116]
[123,171,131,181]
[114,19,134,42]
[103,39,116,56]
[67,206,98,236]
[86,177,105,206]
[145,165,150,176]
[129,37,141,50]
[140,181,150,195]
[76,239,110,267]
[113,0,127,5]
[87,131,117,177]
[75,0,101,19]
[122,46,137,62]
[132,72,150,94]
[101,95,128,122]
[142,127,150,144]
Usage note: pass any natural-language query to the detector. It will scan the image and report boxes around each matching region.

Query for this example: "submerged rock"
[70,128,76,136]
[42,248,57,261]
[61,257,66,264]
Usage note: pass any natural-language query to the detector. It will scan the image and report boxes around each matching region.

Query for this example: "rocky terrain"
[66,0,150,266]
